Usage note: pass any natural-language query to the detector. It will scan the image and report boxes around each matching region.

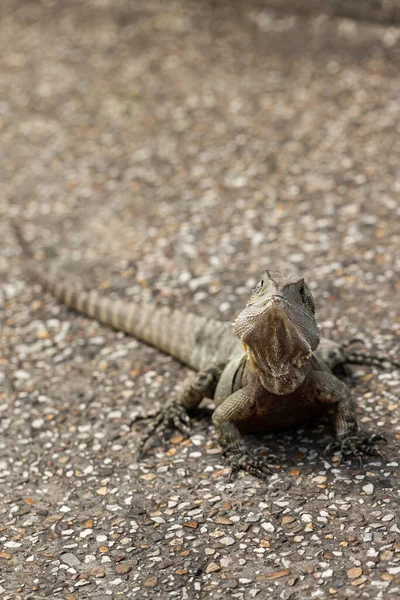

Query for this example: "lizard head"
[234,271,320,395]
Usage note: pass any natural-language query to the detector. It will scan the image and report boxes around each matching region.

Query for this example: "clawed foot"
[138,401,191,458]
[224,449,273,481]
[325,433,387,465]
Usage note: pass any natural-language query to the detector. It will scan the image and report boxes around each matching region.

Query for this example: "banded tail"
[13,224,238,371]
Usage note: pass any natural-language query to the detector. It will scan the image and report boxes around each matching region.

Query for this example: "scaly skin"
[14,225,398,480]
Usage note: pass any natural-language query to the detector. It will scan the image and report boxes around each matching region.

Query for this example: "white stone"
[301,514,313,523]
[4,541,22,548]
[220,536,235,546]
[80,529,92,538]
[261,522,275,532]
[15,370,30,379]
[151,516,166,524]
[321,569,333,578]
[382,514,394,522]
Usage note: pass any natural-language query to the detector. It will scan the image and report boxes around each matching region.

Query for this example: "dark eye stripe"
[252,279,264,294]
[298,283,315,315]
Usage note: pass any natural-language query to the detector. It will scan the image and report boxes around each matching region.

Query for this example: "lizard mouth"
[248,292,285,310]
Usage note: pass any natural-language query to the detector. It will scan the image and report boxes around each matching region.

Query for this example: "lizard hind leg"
[138,362,226,458]
[317,338,400,375]
[338,338,400,370]
[342,347,400,370]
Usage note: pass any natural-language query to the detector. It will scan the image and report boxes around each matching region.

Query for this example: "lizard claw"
[225,450,273,481]
[137,402,191,458]
[325,432,387,465]
[171,406,191,435]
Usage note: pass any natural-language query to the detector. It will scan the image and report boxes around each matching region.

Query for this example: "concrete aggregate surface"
[1,1,400,598]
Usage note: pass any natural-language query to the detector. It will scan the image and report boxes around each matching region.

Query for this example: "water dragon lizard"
[14,225,399,480]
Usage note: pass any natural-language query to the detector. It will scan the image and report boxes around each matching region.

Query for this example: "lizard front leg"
[314,371,386,463]
[212,388,273,480]
[138,363,226,456]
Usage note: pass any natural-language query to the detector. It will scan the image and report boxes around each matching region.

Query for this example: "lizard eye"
[252,279,264,294]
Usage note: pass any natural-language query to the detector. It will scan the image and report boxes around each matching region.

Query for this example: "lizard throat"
[235,300,319,395]
[245,345,310,395]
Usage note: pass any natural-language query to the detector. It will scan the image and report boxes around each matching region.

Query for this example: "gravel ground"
[1,1,400,599]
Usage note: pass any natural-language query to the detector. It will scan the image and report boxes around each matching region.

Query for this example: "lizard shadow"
[194,405,333,469]
[195,363,392,478]
[138,367,393,480]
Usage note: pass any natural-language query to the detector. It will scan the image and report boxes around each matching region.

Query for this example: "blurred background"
[2,0,400,331]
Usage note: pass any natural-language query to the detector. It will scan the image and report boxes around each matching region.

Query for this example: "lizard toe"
[137,412,165,457]
[369,433,387,444]
[137,402,191,458]
[324,440,337,456]
[328,432,386,465]
[169,403,191,434]
[172,414,191,436]
[227,451,273,481]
